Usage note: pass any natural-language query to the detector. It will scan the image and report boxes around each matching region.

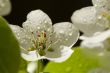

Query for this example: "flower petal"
[45,46,73,62]
[21,51,38,61]
[21,51,45,61]
[81,29,110,43]
[0,0,11,16]
[81,40,104,49]
[23,10,52,33]
[27,61,37,73]
[10,25,32,51]
[53,22,79,47]
[71,6,108,36]
[44,22,78,62]
[81,29,110,50]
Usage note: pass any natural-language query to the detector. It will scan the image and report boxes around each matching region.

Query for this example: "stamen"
[37,32,41,37]
[28,30,55,55]
[44,32,46,37]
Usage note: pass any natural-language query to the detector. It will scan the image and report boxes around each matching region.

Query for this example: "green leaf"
[0,17,20,73]
[44,47,110,73]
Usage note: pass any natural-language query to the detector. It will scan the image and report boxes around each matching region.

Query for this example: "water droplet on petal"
[37,27,40,29]
[44,20,47,24]
[66,38,68,41]
[39,21,42,24]
[59,30,64,34]
[69,33,72,36]
[0,0,5,7]
[83,18,87,22]
[98,15,103,19]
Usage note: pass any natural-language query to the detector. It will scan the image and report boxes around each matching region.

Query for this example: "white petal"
[21,51,45,61]
[21,51,38,61]
[45,46,73,62]
[23,10,52,33]
[81,40,104,49]
[53,22,79,47]
[0,0,11,16]
[71,6,108,36]
[27,61,37,73]
[81,29,110,43]
[80,29,110,50]
[10,25,32,50]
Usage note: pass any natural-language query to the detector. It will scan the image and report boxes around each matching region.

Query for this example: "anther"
[31,32,34,34]
[36,31,40,37]
[44,32,46,37]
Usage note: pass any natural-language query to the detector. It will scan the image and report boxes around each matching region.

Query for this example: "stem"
[36,60,40,73]
[36,60,44,73]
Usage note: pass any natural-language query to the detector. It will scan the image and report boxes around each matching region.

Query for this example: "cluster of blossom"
[71,0,110,51]
[9,0,110,63]
[1,0,110,72]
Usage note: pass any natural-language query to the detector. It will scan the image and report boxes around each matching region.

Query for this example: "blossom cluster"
[71,0,110,51]
[9,0,110,63]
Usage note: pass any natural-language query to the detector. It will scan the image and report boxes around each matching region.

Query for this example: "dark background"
[4,0,92,25]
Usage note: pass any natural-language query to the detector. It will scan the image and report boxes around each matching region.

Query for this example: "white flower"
[81,29,110,50]
[10,10,79,62]
[0,0,11,16]
[71,6,109,37]
[71,1,110,50]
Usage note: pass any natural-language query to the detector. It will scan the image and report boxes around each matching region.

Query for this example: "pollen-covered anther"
[37,33,41,37]
[44,32,46,37]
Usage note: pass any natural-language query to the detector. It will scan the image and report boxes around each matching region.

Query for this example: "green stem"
[36,60,44,73]
[36,60,40,73]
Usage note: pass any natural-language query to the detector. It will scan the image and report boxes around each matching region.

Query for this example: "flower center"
[28,30,54,56]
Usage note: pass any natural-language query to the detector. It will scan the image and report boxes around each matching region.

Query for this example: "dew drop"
[17,33,20,36]
[66,38,68,41]
[83,18,87,22]
[98,15,103,19]
[69,33,72,36]
[37,27,40,29]
[44,20,48,24]
[39,21,42,24]
[59,30,64,34]
[0,0,5,7]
